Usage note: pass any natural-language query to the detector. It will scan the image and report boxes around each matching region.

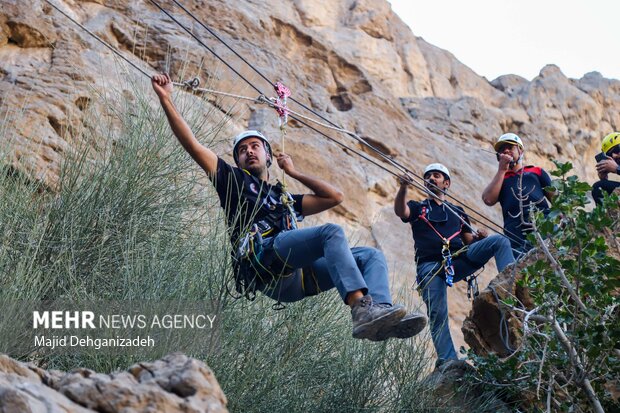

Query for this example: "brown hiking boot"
[351,295,406,340]
[368,307,428,341]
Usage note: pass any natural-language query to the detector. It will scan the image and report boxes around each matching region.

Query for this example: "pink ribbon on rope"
[274,81,291,126]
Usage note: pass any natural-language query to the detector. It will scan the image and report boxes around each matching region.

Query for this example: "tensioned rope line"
[167,0,361,131]
[168,0,275,88]
[165,0,412,176]
[45,0,525,248]
[288,113,530,251]
[167,1,502,173]
[158,0,526,245]
[274,98,521,238]
[278,98,525,244]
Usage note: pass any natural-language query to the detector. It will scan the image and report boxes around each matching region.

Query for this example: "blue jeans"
[416,235,514,361]
[257,223,392,304]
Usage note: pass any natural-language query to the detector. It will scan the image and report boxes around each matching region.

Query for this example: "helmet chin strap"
[516,151,524,166]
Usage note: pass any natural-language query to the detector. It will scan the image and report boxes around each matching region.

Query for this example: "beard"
[425,181,444,195]
[245,163,267,178]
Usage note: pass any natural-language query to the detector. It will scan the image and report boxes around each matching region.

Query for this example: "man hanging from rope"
[151,73,426,341]
[395,163,514,366]
[482,133,554,257]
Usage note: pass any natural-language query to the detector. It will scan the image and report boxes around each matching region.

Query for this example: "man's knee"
[592,180,604,192]
[320,223,345,238]
[357,246,384,260]
[592,181,605,205]
[592,180,620,205]
[490,234,511,249]
[352,246,387,268]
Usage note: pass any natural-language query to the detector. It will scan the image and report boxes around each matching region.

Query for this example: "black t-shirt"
[211,158,304,247]
[402,199,472,264]
[498,166,551,249]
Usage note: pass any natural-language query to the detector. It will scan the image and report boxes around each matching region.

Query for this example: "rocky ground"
[0,353,227,412]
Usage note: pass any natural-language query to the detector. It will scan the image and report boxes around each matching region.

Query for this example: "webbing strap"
[419,206,462,244]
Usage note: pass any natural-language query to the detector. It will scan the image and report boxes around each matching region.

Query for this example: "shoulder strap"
[418,201,462,244]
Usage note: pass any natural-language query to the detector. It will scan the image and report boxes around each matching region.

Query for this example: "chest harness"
[418,201,480,299]
[234,175,316,304]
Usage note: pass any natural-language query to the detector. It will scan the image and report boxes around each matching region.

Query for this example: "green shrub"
[469,161,620,412]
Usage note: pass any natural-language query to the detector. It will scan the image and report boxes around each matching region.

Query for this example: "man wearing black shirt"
[395,163,514,364]
[482,133,553,256]
[152,73,426,341]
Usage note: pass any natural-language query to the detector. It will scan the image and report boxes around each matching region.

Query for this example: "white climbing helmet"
[232,130,273,167]
[423,163,451,180]
[494,133,524,152]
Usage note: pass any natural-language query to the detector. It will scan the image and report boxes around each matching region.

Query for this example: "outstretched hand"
[151,73,173,100]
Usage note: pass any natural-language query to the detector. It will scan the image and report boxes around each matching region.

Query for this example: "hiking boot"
[368,306,428,341]
[351,295,406,340]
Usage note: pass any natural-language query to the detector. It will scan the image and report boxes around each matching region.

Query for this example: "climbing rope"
[156,0,530,247]
[489,284,516,353]
[272,81,298,229]
[177,77,264,102]
[44,0,527,250]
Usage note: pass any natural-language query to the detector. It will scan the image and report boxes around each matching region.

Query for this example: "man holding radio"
[482,133,554,257]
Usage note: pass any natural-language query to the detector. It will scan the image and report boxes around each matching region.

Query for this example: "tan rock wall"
[1,0,619,356]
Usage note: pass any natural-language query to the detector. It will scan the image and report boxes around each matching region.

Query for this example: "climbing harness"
[419,203,462,287]
[416,202,482,297]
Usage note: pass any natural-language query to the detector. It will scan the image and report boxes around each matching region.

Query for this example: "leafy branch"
[468,161,620,412]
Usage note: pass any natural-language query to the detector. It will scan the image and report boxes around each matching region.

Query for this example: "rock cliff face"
[0,353,227,412]
[1,0,619,353]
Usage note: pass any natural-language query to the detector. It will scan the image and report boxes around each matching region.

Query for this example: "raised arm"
[151,74,218,176]
[276,153,343,216]
[481,154,511,206]
[394,177,411,221]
